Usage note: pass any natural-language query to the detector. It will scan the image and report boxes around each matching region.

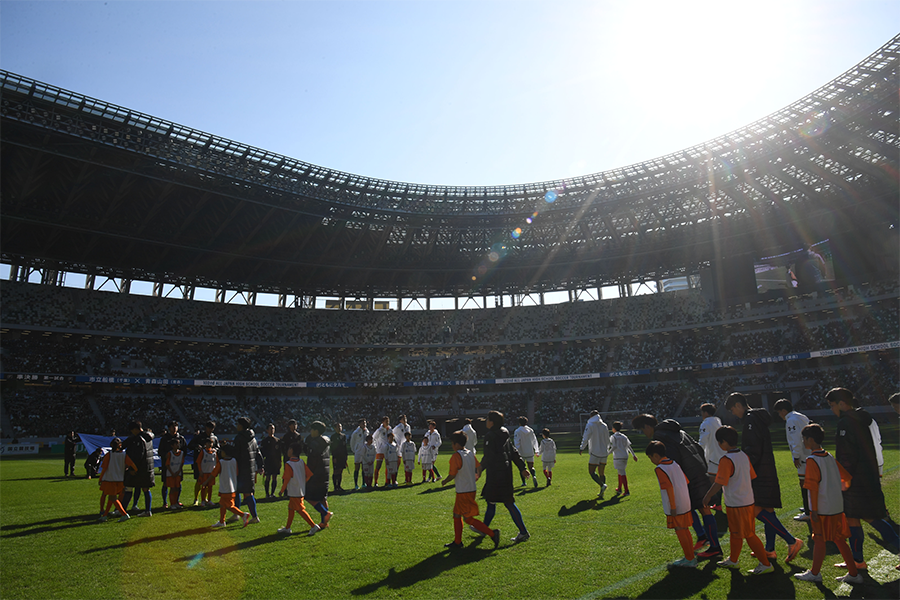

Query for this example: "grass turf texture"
[1,427,897,600]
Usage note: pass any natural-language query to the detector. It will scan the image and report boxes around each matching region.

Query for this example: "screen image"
[755,240,834,295]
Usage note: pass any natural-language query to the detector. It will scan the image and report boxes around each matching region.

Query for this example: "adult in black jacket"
[725,393,802,562]
[480,410,531,543]
[305,421,334,527]
[259,423,281,499]
[330,423,349,493]
[123,420,155,516]
[63,431,79,476]
[826,387,898,566]
[157,421,187,510]
[632,414,722,559]
[232,417,263,523]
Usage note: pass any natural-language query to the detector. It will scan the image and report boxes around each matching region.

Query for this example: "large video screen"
[754,240,835,294]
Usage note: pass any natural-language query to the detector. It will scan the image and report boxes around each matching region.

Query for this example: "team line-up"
[91,387,898,583]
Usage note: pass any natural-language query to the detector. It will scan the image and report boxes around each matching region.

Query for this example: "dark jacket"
[232,428,263,495]
[654,419,712,510]
[64,433,79,459]
[740,408,781,508]
[305,434,331,502]
[157,432,187,473]
[124,430,155,488]
[260,435,282,473]
[835,408,886,519]
[480,426,526,504]
[280,430,303,461]
[330,432,349,469]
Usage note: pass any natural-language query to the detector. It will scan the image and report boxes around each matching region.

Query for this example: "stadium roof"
[1,35,898,299]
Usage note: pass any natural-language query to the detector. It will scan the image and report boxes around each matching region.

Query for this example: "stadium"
[0,19,898,600]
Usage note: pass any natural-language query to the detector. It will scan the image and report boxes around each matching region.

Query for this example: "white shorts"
[613,458,628,476]
[589,454,608,465]
[541,460,555,471]
[421,462,433,470]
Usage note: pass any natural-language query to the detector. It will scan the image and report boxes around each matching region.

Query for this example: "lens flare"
[511,228,522,239]
[544,190,558,203]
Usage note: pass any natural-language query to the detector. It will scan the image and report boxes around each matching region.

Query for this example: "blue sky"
[1,1,897,187]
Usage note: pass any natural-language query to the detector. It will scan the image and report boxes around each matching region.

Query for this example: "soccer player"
[725,393,803,562]
[350,418,369,490]
[442,431,499,549]
[632,413,723,560]
[698,403,725,479]
[480,410,531,543]
[392,415,411,453]
[419,436,435,482]
[539,428,557,487]
[400,431,417,485]
[202,444,250,529]
[384,432,400,487]
[189,421,218,506]
[305,421,334,528]
[772,398,812,525]
[826,387,899,568]
[462,418,477,453]
[122,420,155,517]
[361,435,376,488]
[330,422,349,493]
[232,417,263,524]
[609,421,637,496]
[372,416,392,487]
[280,419,302,466]
[97,438,136,522]
[198,438,218,506]
[702,426,773,576]
[580,410,610,498]
[793,423,861,584]
[163,438,185,509]
[277,441,319,536]
[259,423,281,499]
[646,441,697,569]
[514,416,539,488]
[157,421,186,510]
[425,420,443,479]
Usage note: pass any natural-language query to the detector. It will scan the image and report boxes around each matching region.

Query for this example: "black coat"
[305,434,331,502]
[480,426,526,504]
[740,408,781,508]
[835,408,886,519]
[232,428,262,495]
[260,435,282,473]
[330,432,349,469]
[654,419,712,510]
[124,431,155,488]
[64,433,79,459]
[280,430,302,461]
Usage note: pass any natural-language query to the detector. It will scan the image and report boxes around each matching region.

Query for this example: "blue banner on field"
[79,433,195,468]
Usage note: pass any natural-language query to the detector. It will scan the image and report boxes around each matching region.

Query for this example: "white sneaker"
[836,573,863,584]
[277,527,292,535]
[598,483,607,499]
[308,524,321,536]
[241,513,250,528]
[794,570,822,582]
[137,510,152,517]
[511,532,530,543]
[249,516,260,524]
[211,521,226,528]
[793,513,811,522]
[749,562,774,575]
[717,559,739,568]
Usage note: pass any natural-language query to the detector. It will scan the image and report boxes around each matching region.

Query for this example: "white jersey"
[719,450,755,508]
[372,425,392,454]
[806,450,845,515]
[452,448,478,494]
[462,424,477,452]
[101,451,127,482]
[218,458,238,494]
[580,414,610,458]
[539,438,557,463]
[400,440,417,462]
[514,425,539,459]
[166,450,185,478]
[698,416,725,468]
[392,422,411,447]
[609,431,635,460]
[385,442,400,466]
[419,444,436,466]
[351,426,369,460]
[655,458,691,517]
[284,457,309,498]
[362,444,376,465]
[784,410,812,473]
[200,448,218,474]
[425,429,442,455]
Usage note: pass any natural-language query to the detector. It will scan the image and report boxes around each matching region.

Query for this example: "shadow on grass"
[630,561,718,599]
[0,513,100,537]
[557,496,622,517]
[418,485,454,495]
[351,542,494,595]
[3,476,81,482]
[173,532,287,562]
[81,526,220,554]
[516,486,543,496]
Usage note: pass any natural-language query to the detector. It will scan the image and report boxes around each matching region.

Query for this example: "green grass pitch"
[1,428,898,599]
